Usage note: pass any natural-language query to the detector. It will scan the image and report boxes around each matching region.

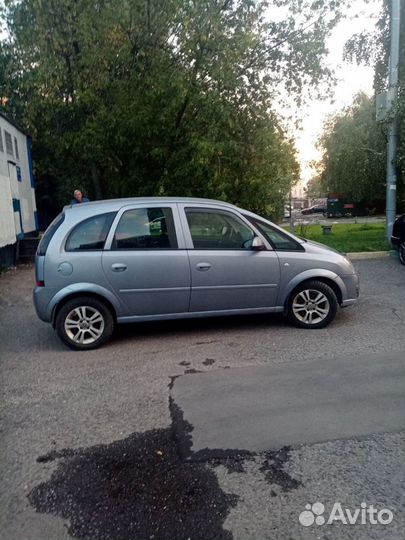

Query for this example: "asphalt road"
[0,257,404,540]
[173,350,404,453]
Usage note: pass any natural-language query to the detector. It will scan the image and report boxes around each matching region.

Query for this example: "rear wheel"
[287,281,338,329]
[399,240,405,266]
[55,297,114,350]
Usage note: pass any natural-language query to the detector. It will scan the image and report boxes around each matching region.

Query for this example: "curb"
[346,251,393,260]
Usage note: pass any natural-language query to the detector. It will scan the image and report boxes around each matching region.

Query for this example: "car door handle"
[196,262,211,271]
[111,263,127,272]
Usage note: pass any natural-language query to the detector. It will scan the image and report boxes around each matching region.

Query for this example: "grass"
[286,222,390,253]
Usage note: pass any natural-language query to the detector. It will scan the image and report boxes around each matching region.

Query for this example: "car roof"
[61,196,304,243]
[64,197,239,213]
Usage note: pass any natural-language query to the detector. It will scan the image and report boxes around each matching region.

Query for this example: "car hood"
[302,238,343,256]
[301,239,356,274]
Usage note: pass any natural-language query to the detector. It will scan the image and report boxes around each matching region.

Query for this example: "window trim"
[184,207,264,251]
[65,212,116,252]
[14,136,20,161]
[4,131,13,157]
[110,206,179,251]
[244,215,305,252]
[0,129,4,153]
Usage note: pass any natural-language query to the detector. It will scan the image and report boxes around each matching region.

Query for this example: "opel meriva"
[33,198,359,350]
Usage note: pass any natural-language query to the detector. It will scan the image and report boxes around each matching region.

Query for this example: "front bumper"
[340,272,360,307]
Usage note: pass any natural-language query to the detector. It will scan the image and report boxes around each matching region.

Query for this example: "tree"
[344,0,405,207]
[0,0,349,221]
[317,93,386,201]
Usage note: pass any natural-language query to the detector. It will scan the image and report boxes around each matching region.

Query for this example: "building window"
[0,129,3,152]
[16,166,22,182]
[4,131,13,157]
[14,137,19,160]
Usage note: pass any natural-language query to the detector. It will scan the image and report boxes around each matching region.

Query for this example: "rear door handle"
[196,262,211,271]
[111,263,127,272]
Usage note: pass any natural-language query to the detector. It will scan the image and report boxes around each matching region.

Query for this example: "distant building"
[292,180,306,199]
[0,112,38,265]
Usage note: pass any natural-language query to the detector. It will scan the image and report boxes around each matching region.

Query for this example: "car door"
[102,204,190,317]
[178,204,281,312]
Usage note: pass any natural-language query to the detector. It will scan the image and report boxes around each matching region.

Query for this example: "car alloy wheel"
[64,306,105,345]
[292,289,330,325]
[56,296,114,350]
[288,280,338,329]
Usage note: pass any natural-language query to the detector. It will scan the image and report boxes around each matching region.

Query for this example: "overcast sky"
[282,0,382,185]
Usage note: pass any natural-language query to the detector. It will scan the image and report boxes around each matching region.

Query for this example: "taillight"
[36,280,45,287]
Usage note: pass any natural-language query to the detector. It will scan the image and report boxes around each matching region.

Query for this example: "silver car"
[33,197,359,350]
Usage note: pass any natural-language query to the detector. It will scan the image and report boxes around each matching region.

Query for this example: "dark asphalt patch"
[259,447,301,491]
[202,358,216,366]
[30,382,302,539]
[170,400,300,484]
[29,426,238,540]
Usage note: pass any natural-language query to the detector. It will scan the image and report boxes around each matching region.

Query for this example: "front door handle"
[111,263,127,272]
[196,262,211,271]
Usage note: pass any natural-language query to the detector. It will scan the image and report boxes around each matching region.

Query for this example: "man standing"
[70,189,90,204]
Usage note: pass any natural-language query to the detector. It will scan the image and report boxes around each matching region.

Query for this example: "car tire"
[399,240,405,266]
[287,280,338,329]
[55,296,114,350]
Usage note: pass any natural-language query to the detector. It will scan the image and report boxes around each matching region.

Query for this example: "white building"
[0,112,37,264]
[292,179,306,199]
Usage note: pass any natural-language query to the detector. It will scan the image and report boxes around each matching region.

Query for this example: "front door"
[179,206,281,312]
[102,205,190,316]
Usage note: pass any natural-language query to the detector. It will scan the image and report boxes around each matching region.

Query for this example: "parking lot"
[0,257,404,540]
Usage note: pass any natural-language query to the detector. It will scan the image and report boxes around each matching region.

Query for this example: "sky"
[279,0,382,186]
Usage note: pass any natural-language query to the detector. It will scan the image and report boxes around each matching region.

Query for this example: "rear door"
[178,204,281,312]
[102,204,190,316]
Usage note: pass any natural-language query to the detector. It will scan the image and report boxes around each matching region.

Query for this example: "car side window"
[112,207,178,249]
[66,212,116,251]
[186,209,255,249]
[246,217,304,251]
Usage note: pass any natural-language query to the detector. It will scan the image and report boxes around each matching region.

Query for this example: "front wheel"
[55,296,114,350]
[399,241,405,266]
[287,281,338,329]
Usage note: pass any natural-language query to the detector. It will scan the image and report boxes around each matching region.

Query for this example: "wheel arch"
[283,273,344,314]
[49,285,120,328]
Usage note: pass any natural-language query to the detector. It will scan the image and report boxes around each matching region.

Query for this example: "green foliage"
[0,0,347,218]
[343,0,405,207]
[288,222,390,252]
[317,93,387,202]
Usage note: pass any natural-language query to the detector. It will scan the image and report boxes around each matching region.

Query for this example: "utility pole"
[385,0,401,241]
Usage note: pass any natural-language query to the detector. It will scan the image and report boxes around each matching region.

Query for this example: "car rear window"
[65,212,116,251]
[37,213,65,256]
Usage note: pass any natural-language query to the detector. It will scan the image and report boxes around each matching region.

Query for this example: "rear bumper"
[33,287,55,322]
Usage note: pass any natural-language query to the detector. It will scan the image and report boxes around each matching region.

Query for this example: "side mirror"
[251,236,266,250]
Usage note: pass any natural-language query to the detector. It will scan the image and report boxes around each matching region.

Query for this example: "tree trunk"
[91,162,103,200]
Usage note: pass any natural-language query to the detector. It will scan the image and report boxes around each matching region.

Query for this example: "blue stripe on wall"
[26,137,35,188]
[12,198,24,235]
